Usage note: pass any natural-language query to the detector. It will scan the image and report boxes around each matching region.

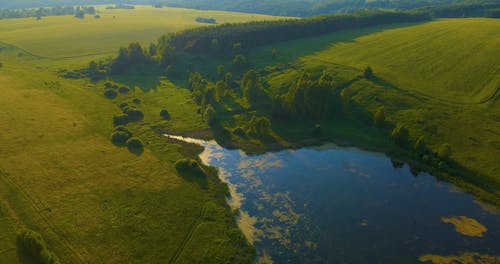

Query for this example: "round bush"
[111,131,131,145]
[119,86,130,94]
[124,107,144,121]
[119,102,129,109]
[160,109,171,120]
[104,89,117,99]
[127,137,143,150]
[113,114,129,126]
[175,159,204,177]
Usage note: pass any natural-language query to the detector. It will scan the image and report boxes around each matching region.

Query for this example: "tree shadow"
[110,65,163,93]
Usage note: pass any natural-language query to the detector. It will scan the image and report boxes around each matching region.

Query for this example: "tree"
[391,124,409,147]
[241,70,262,104]
[204,104,216,126]
[160,109,171,120]
[233,54,248,70]
[149,43,157,57]
[364,66,374,79]
[413,135,426,153]
[217,64,225,78]
[127,137,144,150]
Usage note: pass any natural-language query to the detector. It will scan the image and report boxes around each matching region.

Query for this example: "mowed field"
[0,5,283,58]
[0,6,285,263]
[252,19,500,194]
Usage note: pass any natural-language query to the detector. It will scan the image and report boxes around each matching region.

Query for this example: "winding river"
[166,135,500,263]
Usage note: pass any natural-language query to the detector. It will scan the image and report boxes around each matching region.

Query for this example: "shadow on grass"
[110,65,163,93]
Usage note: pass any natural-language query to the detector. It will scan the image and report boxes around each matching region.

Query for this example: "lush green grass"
[0,6,281,262]
[0,5,285,58]
[242,18,500,198]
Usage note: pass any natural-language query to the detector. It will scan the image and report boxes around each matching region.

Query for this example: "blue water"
[167,136,500,263]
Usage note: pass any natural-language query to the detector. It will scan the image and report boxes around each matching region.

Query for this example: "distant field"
[0,5,285,58]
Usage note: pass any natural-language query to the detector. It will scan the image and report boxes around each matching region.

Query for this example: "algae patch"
[419,252,500,263]
[441,216,487,237]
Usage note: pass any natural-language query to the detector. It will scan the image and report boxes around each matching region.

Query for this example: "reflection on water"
[165,135,500,263]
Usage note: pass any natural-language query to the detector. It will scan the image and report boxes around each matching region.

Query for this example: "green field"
[0,5,283,58]
[245,18,500,194]
[0,6,286,263]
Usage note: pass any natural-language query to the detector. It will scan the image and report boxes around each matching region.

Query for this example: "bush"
[204,105,216,126]
[160,109,171,120]
[104,82,113,88]
[119,102,129,109]
[113,114,129,126]
[233,127,246,137]
[17,228,60,264]
[104,89,117,99]
[111,131,131,145]
[175,159,205,177]
[118,86,130,93]
[391,124,409,147]
[127,137,143,150]
[133,98,142,104]
[123,107,144,121]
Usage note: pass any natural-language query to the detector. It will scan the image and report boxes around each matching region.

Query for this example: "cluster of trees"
[166,11,430,54]
[372,107,453,171]
[105,4,135,9]
[17,228,59,264]
[0,6,95,19]
[195,17,217,24]
[273,72,341,120]
[417,1,500,17]
[175,159,206,178]
[108,41,175,74]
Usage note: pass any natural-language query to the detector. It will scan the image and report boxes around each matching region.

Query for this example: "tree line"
[0,6,95,19]
[165,11,430,54]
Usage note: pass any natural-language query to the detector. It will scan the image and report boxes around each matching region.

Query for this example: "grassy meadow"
[0,6,287,263]
[243,18,500,197]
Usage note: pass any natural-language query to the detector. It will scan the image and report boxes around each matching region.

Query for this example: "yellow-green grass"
[0,19,255,262]
[0,5,285,58]
[245,19,499,197]
[304,18,500,104]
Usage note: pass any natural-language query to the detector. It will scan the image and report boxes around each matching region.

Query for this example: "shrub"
[119,102,129,109]
[17,228,60,264]
[437,143,452,159]
[413,135,426,153]
[126,137,143,150]
[132,98,141,104]
[175,159,205,177]
[104,82,113,88]
[111,131,131,145]
[123,107,144,121]
[233,127,246,137]
[160,109,171,120]
[104,89,117,99]
[204,105,216,126]
[373,107,385,127]
[391,124,409,147]
[113,114,129,126]
[118,86,130,93]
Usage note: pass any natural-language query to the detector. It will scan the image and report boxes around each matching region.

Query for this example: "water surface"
[167,135,500,263]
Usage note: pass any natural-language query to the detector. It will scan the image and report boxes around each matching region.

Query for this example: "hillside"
[0,6,285,263]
